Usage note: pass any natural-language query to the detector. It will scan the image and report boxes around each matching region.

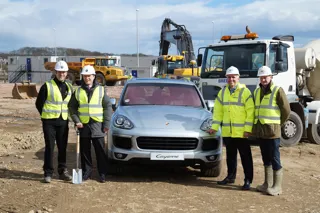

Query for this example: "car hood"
[115,105,211,130]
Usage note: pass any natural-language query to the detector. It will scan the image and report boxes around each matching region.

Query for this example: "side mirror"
[151,59,155,65]
[197,54,203,66]
[110,98,117,111]
[275,62,284,72]
[276,45,283,62]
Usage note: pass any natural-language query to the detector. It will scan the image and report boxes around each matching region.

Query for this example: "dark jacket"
[252,82,291,139]
[35,77,71,125]
[69,80,112,138]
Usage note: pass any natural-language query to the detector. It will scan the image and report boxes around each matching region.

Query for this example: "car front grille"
[136,137,198,150]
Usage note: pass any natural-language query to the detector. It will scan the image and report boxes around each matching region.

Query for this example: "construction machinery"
[152,18,200,84]
[12,81,38,99]
[196,25,320,146]
[45,56,128,86]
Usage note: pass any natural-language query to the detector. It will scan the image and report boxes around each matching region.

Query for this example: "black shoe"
[99,174,106,183]
[59,169,72,181]
[82,172,91,181]
[242,179,251,190]
[217,177,235,185]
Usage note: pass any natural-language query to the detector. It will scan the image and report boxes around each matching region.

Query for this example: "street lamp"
[212,21,214,44]
[53,28,57,56]
[136,9,139,67]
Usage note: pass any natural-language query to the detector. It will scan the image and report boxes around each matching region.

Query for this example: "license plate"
[150,153,184,161]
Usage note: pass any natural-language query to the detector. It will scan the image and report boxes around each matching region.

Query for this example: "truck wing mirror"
[151,59,155,65]
[197,54,203,66]
[276,45,283,62]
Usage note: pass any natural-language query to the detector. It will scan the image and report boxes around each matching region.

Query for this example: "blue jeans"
[259,138,282,171]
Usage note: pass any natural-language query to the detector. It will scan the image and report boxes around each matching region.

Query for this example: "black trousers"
[224,137,254,183]
[42,120,69,177]
[80,137,107,177]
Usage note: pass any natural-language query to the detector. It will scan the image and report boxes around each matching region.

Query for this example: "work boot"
[257,165,273,193]
[59,169,72,181]
[266,168,283,196]
[44,176,52,183]
[217,177,235,185]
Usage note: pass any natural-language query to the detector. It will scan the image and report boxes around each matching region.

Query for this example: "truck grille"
[136,137,198,150]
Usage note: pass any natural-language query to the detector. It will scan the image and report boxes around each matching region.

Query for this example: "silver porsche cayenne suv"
[108,78,222,177]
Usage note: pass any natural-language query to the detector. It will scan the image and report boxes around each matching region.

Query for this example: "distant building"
[7,55,158,84]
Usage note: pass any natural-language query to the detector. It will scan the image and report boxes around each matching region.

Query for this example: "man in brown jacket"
[252,66,290,196]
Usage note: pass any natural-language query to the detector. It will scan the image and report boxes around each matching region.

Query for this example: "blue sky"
[0,0,319,55]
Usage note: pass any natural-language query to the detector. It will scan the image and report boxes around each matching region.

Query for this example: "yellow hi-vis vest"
[211,83,255,138]
[254,84,281,124]
[41,79,72,120]
[75,86,104,124]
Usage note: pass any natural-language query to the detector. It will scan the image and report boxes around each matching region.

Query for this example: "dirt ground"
[0,83,319,213]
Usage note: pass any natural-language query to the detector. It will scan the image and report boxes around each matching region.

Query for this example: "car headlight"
[113,115,134,129]
[200,118,212,131]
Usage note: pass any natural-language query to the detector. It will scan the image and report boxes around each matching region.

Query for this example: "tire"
[200,161,222,177]
[307,124,320,145]
[95,72,106,86]
[281,111,303,147]
[66,72,75,85]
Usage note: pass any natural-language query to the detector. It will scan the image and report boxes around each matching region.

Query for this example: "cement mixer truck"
[196,26,320,147]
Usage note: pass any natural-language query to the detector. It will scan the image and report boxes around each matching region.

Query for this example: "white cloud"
[0,0,319,55]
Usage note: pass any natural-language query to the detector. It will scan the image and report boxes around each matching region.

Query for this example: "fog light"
[114,152,127,159]
[206,155,217,161]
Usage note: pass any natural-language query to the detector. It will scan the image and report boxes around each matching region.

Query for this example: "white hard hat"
[81,65,96,75]
[54,60,68,72]
[257,66,272,77]
[225,66,240,76]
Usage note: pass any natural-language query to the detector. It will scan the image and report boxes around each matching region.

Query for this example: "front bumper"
[107,128,222,165]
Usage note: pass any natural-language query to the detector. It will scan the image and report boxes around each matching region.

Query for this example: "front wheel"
[200,161,222,177]
[95,73,106,86]
[281,111,303,147]
[307,124,320,145]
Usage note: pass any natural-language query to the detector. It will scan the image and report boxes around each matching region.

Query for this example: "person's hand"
[207,129,217,135]
[76,123,83,128]
[243,132,251,138]
[103,128,109,133]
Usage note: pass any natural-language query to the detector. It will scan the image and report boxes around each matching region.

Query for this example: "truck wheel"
[281,111,303,147]
[95,73,106,86]
[307,124,320,145]
[66,72,75,85]
[200,161,221,177]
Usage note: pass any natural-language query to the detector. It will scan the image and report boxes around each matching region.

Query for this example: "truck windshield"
[168,60,183,70]
[200,43,266,78]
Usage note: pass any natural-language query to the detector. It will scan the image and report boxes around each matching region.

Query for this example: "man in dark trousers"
[35,60,73,183]
[207,66,255,190]
[69,65,112,183]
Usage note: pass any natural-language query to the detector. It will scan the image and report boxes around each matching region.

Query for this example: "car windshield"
[200,43,266,78]
[122,83,203,107]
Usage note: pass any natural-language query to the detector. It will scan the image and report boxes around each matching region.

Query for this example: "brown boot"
[266,168,283,196]
[256,166,273,193]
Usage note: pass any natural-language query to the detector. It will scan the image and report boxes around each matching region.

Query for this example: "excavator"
[152,18,200,84]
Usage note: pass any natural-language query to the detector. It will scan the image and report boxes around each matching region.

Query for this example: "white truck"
[196,27,320,147]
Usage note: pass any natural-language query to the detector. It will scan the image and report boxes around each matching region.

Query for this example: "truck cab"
[197,28,320,146]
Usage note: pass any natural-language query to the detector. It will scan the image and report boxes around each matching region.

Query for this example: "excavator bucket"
[12,82,38,99]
